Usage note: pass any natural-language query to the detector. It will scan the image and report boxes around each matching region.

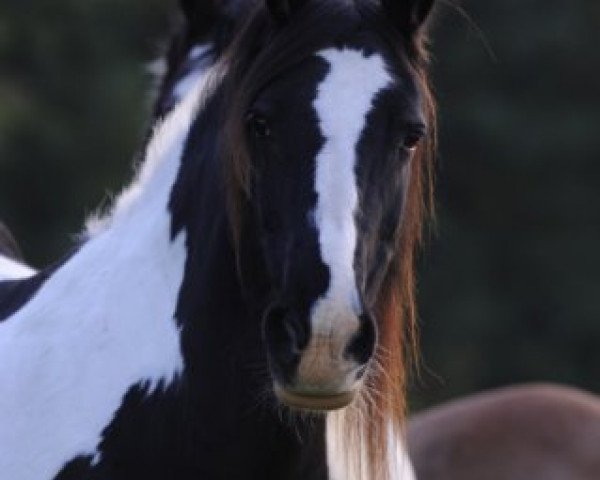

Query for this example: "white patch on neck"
[0,255,36,281]
[0,58,223,479]
[311,48,392,332]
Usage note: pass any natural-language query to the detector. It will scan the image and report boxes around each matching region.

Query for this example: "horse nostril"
[345,313,376,368]
[263,306,308,383]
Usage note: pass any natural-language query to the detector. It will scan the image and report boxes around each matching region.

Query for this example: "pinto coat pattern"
[0,0,438,478]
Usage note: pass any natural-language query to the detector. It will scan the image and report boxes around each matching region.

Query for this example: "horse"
[0,0,437,478]
[407,384,600,480]
[0,222,35,281]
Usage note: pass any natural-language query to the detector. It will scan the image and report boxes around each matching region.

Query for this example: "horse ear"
[264,0,306,23]
[381,0,436,34]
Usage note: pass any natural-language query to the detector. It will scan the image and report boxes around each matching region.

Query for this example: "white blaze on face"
[311,48,392,334]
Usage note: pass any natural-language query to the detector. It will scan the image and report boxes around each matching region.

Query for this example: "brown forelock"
[218,1,436,478]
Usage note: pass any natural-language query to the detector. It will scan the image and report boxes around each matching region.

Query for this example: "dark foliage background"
[0,1,598,410]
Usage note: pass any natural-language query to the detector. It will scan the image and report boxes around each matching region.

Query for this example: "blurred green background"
[0,1,598,410]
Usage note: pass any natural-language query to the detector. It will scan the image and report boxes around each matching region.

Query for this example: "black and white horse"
[0,0,437,478]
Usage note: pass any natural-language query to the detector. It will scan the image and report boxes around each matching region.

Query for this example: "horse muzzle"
[264,303,375,411]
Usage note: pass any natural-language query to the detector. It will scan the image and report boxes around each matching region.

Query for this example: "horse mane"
[216,1,437,477]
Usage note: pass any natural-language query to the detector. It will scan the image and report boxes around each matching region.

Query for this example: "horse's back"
[408,384,600,480]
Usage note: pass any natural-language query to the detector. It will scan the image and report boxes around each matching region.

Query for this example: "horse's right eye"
[246,112,271,138]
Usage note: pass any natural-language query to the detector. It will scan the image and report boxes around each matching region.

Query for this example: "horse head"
[168,0,436,414]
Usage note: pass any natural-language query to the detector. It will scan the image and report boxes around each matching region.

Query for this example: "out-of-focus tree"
[413,0,600,408]
[0,0,171,264]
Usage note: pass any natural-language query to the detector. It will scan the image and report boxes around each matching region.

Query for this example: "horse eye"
[246,112,271,138]
[402,133,422,152]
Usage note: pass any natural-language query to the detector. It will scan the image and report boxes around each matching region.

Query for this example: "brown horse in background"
[408,383,600,480]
